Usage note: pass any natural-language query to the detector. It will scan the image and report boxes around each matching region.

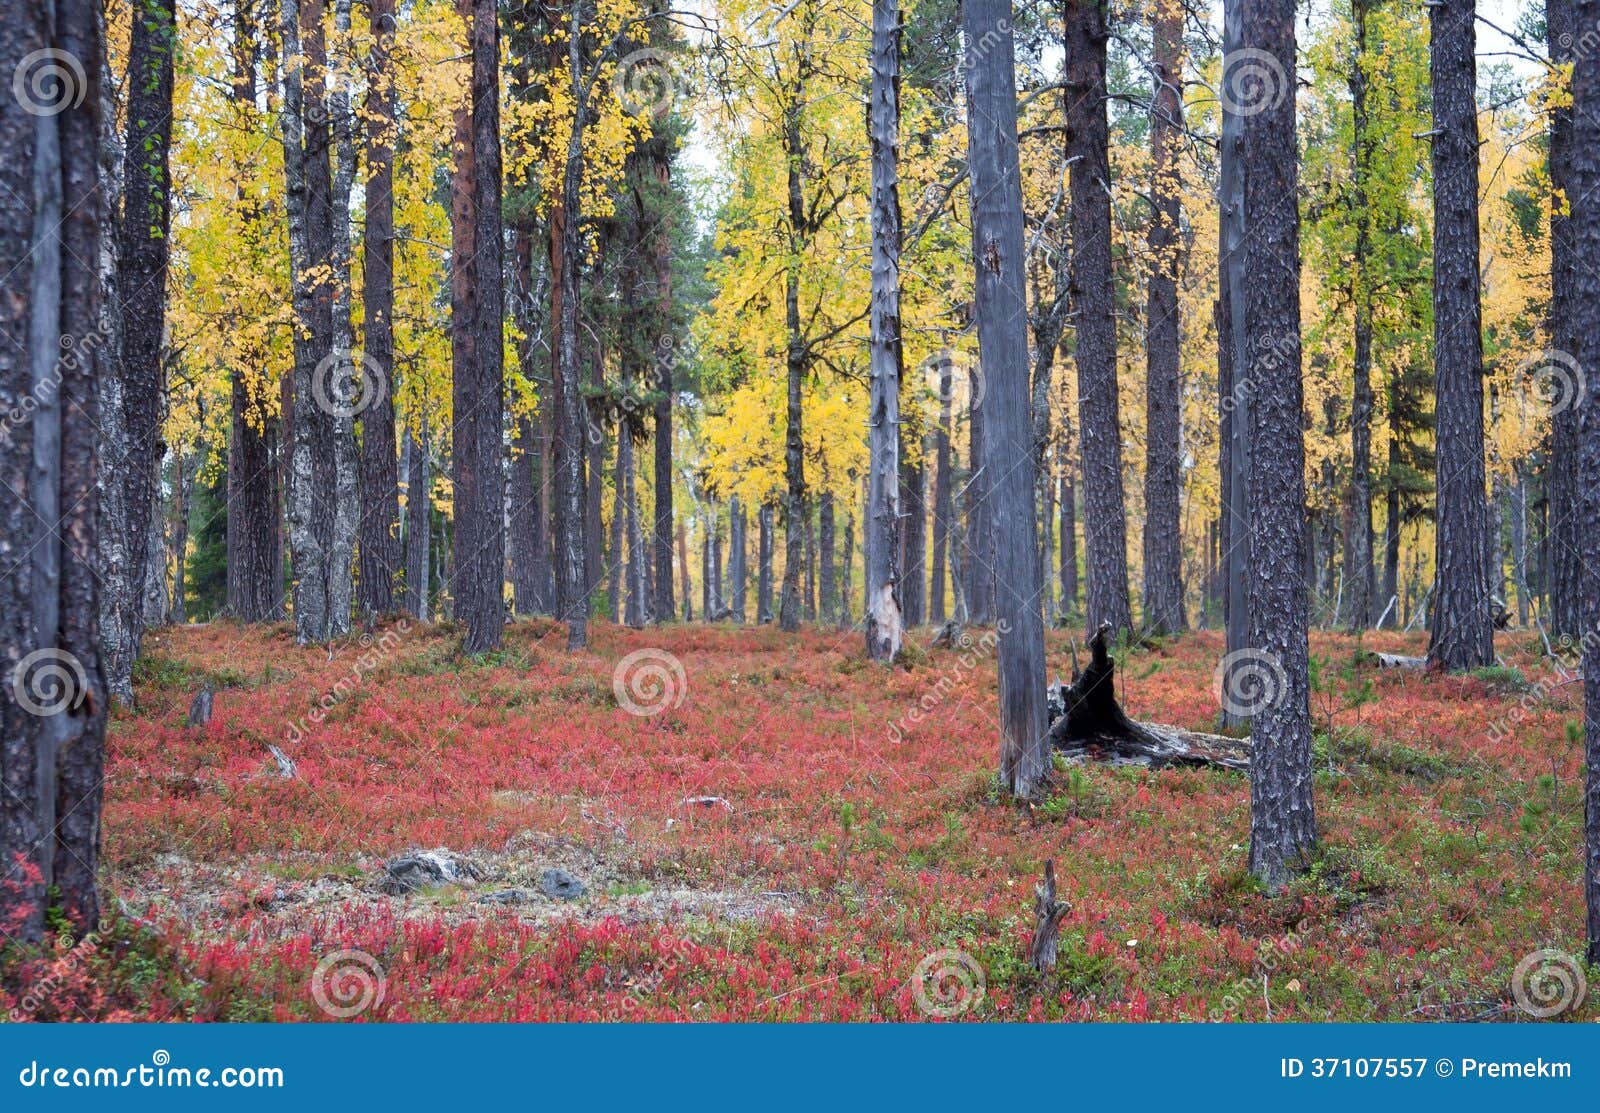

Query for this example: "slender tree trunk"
[677,519,693,621]
[964,378,994,622]
[1241,0,1316,885]
[324,0,358,635]
[1220,0,1251,682]
[841,509,855,626]
[819,490,837,622]
[649,121,676,626]
[1568,0,1600,965]
[451,0,506,654]
[779,100,808,633]
[358,0,400,617]
[865,0,905,658]
[553,12,589,649]
[1547,0,1582,639]
[115,0,176,682]
[1426,0,1493,670]
[1142,0,1186,635]
[403,426,430,619]
[930,355,953,624]
[1059,465,1078,614]
[757,503,774,623]
[901,446,926,627]
[1066,0,1132,636]
[964,0,1048,798]
[1341,0,1376,630]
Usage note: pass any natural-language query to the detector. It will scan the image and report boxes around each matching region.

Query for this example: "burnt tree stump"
[1045,624,1250,771]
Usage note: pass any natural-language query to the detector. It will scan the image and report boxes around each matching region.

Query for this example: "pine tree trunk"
[1066,0,1132,637]
[403,426,430,619]
[930,356,953,624]
[1142,0,1186,635]
[1547,0,1582,639]
[1426,0,1493,670]
[1342,0,1376,630]
[1,0,110,937]
[964,379,994,622]
[1241,0,1316,885]
[866,0,905,659]
[116,0,176,676]
[358,0,400,617]
[779,98,808,633]
[901,446,926,627]
[963,0,1048,798]
[648,106,676,626]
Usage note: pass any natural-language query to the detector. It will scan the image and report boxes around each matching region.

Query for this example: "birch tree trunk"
[963,0,1048,798]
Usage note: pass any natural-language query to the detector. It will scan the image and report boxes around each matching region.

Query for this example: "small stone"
[479,889,531,905]
[540,868,586,900]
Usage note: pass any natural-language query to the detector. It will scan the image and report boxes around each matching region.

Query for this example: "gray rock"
[479,889,532,905]
[539,868,586,900]
[382,849,483,895]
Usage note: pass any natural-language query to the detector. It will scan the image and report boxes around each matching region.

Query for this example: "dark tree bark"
[1,0,109,938]
[1342,0,1375,630]
[963,0,1048,798]
[1142,0,1185,635]
[963,376,993,623]
[1241,0,1316,885]
[1569,0,1600,966]
[326,0,359,633]
[1426,0,1493,670]
[779,96,808,633]
[757,502,774,623]
[509,228,553,616]
[1547,0,1582,639]
[729,495,747,622]
[901,444,927,627]
[115,0,176,685]
[865,0,905,659]
[403,427,430,619]
[819,490,837,623]
[358,0,401,617]
[227,0,283,623]
[647,82,676,626]
[930,355,953,623]
[452,0,506,654]
[1065,0,1132,637]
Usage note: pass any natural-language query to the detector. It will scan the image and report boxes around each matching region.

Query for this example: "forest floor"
[11,617,1594,1021]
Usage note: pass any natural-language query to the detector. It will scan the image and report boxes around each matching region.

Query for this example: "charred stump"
[1028,860,1070,972]
[1045,624,1250,771]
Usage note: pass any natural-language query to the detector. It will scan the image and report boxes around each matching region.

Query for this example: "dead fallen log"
[1044,624,1250,772]
[1374,652,1426,670]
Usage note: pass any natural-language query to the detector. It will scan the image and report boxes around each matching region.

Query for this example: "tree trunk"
[1241,0,1316,885]
[1142,0,1186,635]
[358,0,401,617]
[1571,0,1600,966]
[403,426,430,619]
[901,445,927,627]
[1059,465,1078,616]
[1426,0,1493,670]
[649,111,676,626]
[963,0,1048,798]
[553,13,590,649]
[115,0,176,682]
[1066,0,1132,637]
[1342,0,1375,630]
[451,0,506,654]
[930,355,953,623]
[819,489,837,623]
[324,0,359,636]
[1547,0,1582,640]
[866,0,905,659]
[779,99,808,633]
[756,502,773,622]
[1,0,110,937]
[964,376,994,623]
